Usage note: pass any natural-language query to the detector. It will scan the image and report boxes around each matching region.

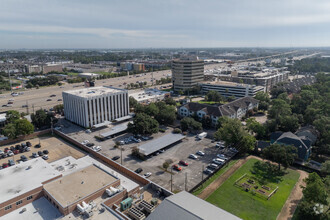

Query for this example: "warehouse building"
[200,80,264,98]
[63,86,129,128]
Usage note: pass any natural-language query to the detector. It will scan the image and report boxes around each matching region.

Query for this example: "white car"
[213,158,224,165]
[42,155,49,160]
[7,150,14,156]
[144,172,152,178]
[217,154,228,160]
[92,146,102,152]
[0,150,4,155]
[196,151,205,156]
[81,140,89,145]
[85,129,91,133]
[189,154,198,159]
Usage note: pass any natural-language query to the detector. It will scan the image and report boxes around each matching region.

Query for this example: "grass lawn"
[192,159,239,196]
[206,158,300,220]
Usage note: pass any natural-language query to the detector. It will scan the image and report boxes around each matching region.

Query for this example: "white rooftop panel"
[0,158,62,204]
[63,86,125,98]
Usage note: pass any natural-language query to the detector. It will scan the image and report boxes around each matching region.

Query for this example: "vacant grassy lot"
[206,158,300,220]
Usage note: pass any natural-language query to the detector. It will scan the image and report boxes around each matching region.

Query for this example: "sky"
[0,0,330,49]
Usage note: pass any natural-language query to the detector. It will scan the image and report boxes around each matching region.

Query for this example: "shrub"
[173,128,182,134]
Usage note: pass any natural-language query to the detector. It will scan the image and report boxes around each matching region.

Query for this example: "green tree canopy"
[128,113,159,135]
[6,110,20,123]
[262,143,297,170]
[205,90,223,102]
[180,117,202,132]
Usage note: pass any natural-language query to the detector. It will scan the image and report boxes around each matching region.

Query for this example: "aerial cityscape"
[0,1,329,220]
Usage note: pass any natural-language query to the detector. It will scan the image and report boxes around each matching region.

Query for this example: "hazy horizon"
[1,0,330,49]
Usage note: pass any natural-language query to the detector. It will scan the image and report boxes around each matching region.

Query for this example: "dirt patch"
[276,170,308,220]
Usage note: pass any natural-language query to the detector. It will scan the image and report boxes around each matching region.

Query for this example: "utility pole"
[185,172,187,191]
[26,100,29,115]
[202,165,204,182]
[170,167,173,192]
[120,146,123,165]
[32,104,35,114]
[51,117,54,135]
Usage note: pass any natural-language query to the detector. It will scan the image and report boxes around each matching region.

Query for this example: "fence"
[0,129,51,146]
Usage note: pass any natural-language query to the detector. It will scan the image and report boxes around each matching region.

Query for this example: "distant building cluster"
[120,62,145,72]
[278,76,316,94]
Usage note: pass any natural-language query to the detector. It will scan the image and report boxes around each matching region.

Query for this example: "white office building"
[200,80,265,98]
[63,86,129,128]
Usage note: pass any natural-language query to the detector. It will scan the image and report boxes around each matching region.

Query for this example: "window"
[16,200,23,205]
[5,205,12,210]
[27,196,33,200]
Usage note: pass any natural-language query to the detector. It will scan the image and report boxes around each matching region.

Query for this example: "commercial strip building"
[172,57,204,92]
[63,86,129,128]
[200,80,264,98]
[146,191,241,220]
[178,97,259,126]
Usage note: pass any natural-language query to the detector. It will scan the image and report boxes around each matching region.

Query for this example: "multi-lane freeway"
[0,70,171,113]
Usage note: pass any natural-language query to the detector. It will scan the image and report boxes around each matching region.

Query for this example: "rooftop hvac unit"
[82,201,88,209]
[77,204,85,213]
[139,200,155,213]
[128,207,146,220]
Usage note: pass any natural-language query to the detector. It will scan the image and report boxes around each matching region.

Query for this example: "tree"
[129,96,138,108]
[255,91,270,103]
[6,110,20,123]
[246,118,266,139]
[127,113,159,135]
[268,99,291,126]
[163,161,169,171]
[15,119,34,136]
[258,101,269,111]
[214,117,255,154]
[321,160,330,175]
[31,109,51,129]
[164,97,176,106]
[262,144,297,170]
[277,92,290,104]
[145,103,159,117]
[180,117,202,132]
[53,104,64,114]
[3,123,16,139]
[201,115,212,129]
[278,115,299,132]
[155,103,176,125]
[206,90,222,102]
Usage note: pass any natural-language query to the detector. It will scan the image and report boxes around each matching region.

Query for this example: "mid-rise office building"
[63,86,129,128]
[172,57,204,92]
[200,80,265,98]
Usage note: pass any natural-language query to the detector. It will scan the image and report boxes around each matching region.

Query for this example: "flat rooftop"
[44,165,117,207]
[0,158,61,204]
[202,80,251,87]
[139,133,185,156]
[50,156,139,192]
[63,86,125,98]
[100,121,129,138]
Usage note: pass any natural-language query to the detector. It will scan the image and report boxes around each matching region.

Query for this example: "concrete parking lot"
[58,119,227,192]
[0,135,86,165]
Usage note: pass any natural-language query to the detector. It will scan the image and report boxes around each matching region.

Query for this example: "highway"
[0,70,171,113]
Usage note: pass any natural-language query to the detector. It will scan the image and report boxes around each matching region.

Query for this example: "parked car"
[37,151,44,156]
[8,159,15,166]
[42,155,49,160]
[50,94,56,97]
[229,147,238,153]
[196,151,205,156]
[85,129,91,133]
[43,150,49,154]
[112,156,120,161]
[32,152,38,158]
[179,160,188,166]
[13,150,19,154]
[172,164,182,171]
[2,153,8,158]
[144,172,152,178]
[35,144,41,148]
[212,158,224,165]
[20,155,28,162]
[25,147,31,152]
[0,150,3,155]
[46,99,52,101]
[208,163,218,170]
[141,136,150,141]
[204,168,213,175]
[189,154,198,159]
[26,141,32,147]
[135,168,143,174]
[86,143,95,147]
[4,148,9,153]
[10,146,15,151]
[81,140,89,145]
[7,150,14,156]
[2,163,9,168]
[217,154,228,160]
[57,99,62,101]
[92,146,102,152]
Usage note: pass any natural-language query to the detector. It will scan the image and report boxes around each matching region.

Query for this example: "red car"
[14,150,19,155]
[2,163,9,168]
[179,160,188,166]
[172,164,182,171]
[4,148,9,153]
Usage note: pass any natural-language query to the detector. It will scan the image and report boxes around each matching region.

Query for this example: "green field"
[206,158,300,220]
[192,159,239,196]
